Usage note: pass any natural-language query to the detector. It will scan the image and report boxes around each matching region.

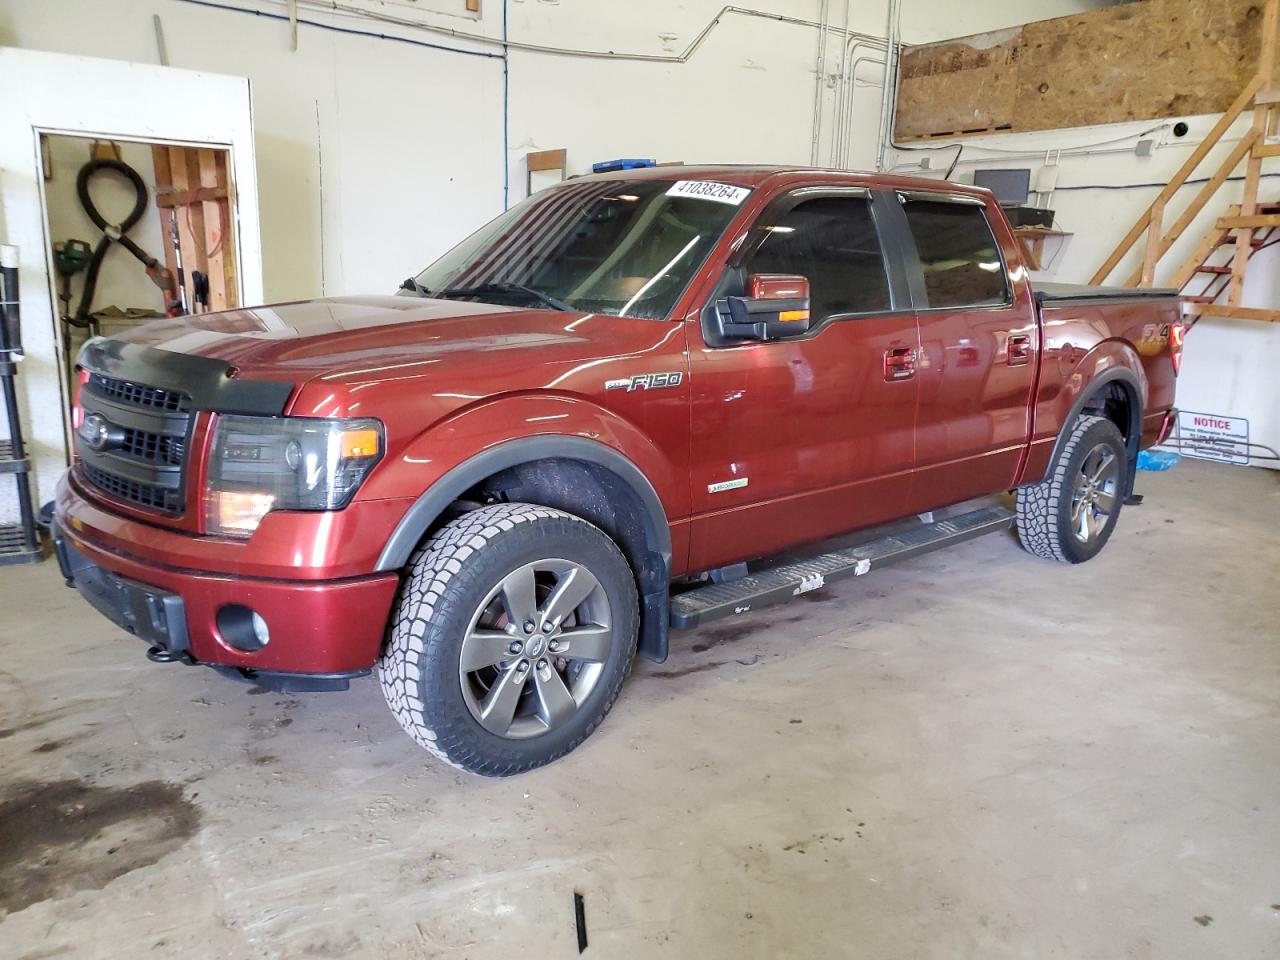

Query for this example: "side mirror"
[719,274,811,341]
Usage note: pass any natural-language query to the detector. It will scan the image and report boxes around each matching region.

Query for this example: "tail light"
[1169,321,1185,375]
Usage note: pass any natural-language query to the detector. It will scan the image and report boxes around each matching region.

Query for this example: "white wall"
[1,0,1109,301]
[889,114,1280,465]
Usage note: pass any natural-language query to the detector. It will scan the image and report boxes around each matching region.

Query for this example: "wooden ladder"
[1091,0,1280,328]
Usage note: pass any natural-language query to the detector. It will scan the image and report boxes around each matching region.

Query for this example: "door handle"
[883,346,916,381]
[1007,334,1032,366]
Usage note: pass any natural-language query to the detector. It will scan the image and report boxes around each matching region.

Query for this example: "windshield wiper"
[400,277,431,297]
[436,282,575,312]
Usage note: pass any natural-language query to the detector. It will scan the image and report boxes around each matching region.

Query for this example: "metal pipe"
[838,55,887,168]
[829,0,852,166]
[827,18,892,168]
[280,0,885,62]
[809,0,830,165]
[828,41,885,167]
[875,0,903,172]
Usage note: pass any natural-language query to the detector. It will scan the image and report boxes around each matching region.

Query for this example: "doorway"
[38,132,242,421]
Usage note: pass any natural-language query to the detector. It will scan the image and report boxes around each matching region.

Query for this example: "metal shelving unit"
[0,245,43,566]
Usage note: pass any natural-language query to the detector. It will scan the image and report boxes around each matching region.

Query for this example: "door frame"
[0,46,263,509]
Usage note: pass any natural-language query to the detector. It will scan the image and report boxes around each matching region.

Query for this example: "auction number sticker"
[666,180,751,205]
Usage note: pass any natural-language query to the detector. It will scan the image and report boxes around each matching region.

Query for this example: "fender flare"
[374,435,673,576]
[1048,365,1144,493]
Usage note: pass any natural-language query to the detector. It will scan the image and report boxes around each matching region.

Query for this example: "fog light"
[217,604,270,652]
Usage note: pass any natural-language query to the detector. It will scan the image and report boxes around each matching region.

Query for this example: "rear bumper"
[53,520,401,682]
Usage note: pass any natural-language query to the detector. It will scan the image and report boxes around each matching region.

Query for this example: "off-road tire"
[379,502,639,776]
[1015,415,1127,564]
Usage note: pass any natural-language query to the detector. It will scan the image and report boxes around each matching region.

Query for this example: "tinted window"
[414,179,747,320]
[745,196,890,322]
[900,198,1009,308]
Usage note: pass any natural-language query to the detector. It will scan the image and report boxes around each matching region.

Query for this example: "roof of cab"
[570,164,994,201]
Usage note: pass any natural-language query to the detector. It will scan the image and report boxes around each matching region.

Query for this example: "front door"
[686,189,920,572]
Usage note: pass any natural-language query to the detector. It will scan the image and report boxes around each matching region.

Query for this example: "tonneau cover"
[1034,282,1180,306]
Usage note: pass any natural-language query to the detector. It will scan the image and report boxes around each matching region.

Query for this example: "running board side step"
[670,505,1015,629]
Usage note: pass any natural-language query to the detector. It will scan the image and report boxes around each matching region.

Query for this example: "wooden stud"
[183,149,210,306]
[1195,304,1280,323]
[1225,0,1278,303]
[1217,214,1280,229]
[150,145,179,309]
[197,149,230,311]
[166,147,200,310]
[154,186,228,207]
[1140,196,1165,287]
[215,151,239,309]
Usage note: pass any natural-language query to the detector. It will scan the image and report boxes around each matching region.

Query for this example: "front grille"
[82,464,185,514]
[89,372,190,413]
[78,373,193,516]
[120,427,185,466]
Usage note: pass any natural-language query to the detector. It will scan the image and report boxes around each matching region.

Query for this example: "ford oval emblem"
[79,412,112,452]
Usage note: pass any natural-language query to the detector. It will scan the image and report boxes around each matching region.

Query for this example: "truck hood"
[111,295,649,380]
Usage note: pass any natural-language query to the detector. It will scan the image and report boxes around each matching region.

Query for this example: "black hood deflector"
[78,338,294,415]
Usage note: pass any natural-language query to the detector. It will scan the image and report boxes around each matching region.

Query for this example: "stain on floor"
[689,613,806,653]
[0,778,200,916]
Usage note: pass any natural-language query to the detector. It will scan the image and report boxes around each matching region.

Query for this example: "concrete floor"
[2,457,1279,959]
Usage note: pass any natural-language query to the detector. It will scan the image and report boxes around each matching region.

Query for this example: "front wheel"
[1015,415,1127,564]
[379,502,639,776]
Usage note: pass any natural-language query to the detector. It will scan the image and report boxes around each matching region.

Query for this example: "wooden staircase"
[1091,0,1280,329]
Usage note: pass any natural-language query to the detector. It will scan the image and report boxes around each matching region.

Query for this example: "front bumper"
[53,518,401,686]
[56,531,191,656]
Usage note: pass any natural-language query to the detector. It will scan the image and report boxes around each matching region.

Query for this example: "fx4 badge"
[605,371,683,392]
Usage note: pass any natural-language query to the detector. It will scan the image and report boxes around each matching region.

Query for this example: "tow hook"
[146,645,194,665]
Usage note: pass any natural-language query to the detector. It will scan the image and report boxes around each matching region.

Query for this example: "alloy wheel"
[1070,442,1119,543]
[458,559,612,739]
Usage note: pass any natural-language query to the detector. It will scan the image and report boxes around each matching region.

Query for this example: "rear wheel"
[379,502,639,776]
[1015,415,1127,564]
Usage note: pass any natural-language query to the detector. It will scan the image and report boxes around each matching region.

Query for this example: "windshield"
[410,178,751,319]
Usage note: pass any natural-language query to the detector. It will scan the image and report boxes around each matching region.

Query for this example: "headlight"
[204,415,384,537]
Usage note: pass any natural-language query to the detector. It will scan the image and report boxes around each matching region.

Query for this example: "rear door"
[685,188,920,571]
[887,191,1039,511]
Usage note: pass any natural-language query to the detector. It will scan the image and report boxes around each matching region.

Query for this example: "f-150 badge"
[605,372,683,392]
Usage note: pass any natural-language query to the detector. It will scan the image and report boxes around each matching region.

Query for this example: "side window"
[744,196,891,323]
[900,198,1010,309]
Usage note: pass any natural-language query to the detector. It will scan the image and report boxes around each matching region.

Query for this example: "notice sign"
[1174,410,1250,465]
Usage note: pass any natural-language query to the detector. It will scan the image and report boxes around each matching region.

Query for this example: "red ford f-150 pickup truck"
[54,167,1182,775]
